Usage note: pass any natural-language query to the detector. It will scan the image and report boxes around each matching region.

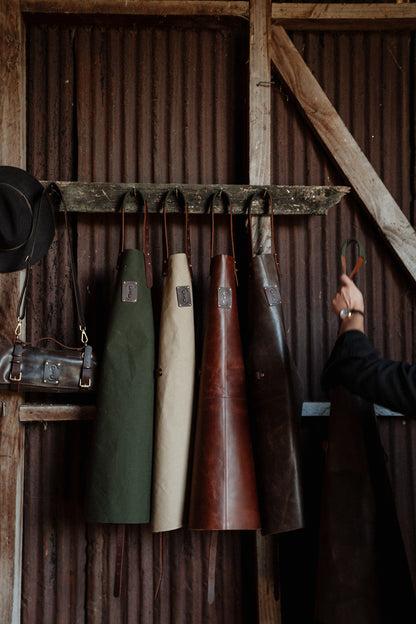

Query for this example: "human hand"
[332,274,365,334]
[332,274,364,317]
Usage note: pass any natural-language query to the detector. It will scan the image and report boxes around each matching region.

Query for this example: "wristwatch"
[339,308,364,320]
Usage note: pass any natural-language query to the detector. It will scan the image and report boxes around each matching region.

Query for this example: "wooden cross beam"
[270,24,416,287]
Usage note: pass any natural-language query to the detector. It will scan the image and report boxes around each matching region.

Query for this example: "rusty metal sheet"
[23,16,416,624]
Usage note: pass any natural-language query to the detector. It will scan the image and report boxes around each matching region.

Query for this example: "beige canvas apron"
[151,189,195,532]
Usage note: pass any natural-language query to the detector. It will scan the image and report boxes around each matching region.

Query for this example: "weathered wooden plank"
[271,25,416,287]
[272,3,416,31]
[44,181,348,215]
[0,2,25,623]
[19,404,95,422]
[249,0,273,256]
[17,402,405,422]
[249,1,281,623]
[249,0,271,188]
[21,0,249,17]
[21,0,416,30]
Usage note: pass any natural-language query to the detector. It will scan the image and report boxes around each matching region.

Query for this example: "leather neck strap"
[246,189,279,270]
[16,183,89,346]
[162,187,192,277]
[120,189,153,288]
[340,237,365,279]
[210,189,238,285]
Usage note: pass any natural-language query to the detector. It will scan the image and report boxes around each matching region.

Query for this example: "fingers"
[338,273,354,288]
[331,273,364,318]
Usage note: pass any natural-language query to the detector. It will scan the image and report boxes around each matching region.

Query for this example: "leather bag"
[0,183,96,393]
[188,190,260,531]
[245,190,304,535]
[85,190,155,524]
[151,188,195,533]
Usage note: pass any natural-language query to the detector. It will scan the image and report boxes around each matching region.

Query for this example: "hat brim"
[0,167,56,272]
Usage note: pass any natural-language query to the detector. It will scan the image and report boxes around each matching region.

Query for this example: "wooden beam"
[249,0,271,187]
[270,25,416,287]
[21,0,249,17]
[17,402,406,422]
[249,1,281,623]
[19,404,95,422]
[0,2,26,623]
[44,181,348,215]
[21,0,416,30]
[272,3,416,31]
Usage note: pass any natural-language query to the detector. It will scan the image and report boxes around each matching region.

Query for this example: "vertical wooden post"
[249,0,272,254]
[249,1,281,623]
[0,2,26,623]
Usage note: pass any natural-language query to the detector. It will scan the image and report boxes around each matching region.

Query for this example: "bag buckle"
[9,371,22,382]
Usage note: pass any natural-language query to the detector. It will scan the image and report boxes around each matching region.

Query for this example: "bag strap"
[209,188,238,285]
[15,182,89,347]
[119,189,153,288]
[162,187,192,278]
[246,188,280,273]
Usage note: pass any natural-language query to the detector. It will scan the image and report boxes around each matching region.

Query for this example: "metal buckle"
[9,372,22,382]
[79,378,92,389]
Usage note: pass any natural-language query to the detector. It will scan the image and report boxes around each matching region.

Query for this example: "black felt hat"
[0,166,55,272]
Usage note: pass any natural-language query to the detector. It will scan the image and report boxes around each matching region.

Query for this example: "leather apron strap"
[209,188,238,285]
[162,186,192,278]
[246,188,278,268]
[340,237,365,279]
[120,189,153,288]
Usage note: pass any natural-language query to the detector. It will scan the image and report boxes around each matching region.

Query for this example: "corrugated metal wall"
[23,15,416,624]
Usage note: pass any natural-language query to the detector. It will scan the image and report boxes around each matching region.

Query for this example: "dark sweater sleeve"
[321,330,416,418]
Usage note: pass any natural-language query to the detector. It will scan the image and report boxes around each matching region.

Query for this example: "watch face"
[340,309,350,320]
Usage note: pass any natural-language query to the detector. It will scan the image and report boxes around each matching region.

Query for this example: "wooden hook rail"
[43,181,349,215]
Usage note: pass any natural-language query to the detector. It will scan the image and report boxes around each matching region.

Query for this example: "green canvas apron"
[86,192,154,524]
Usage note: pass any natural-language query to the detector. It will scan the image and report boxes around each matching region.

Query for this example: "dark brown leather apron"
[315,388,416,623]
[245,190,304,535]
[188,190,260,531]
[315,241,416,623]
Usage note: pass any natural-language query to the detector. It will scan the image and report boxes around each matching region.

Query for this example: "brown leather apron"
[151,188,195,533]
[245,191,304,535]
[188,190,260,531]
[315,241,416,623]
[315,388,416,624]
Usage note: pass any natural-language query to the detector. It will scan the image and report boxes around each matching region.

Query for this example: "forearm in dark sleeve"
[322,330,416,418]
